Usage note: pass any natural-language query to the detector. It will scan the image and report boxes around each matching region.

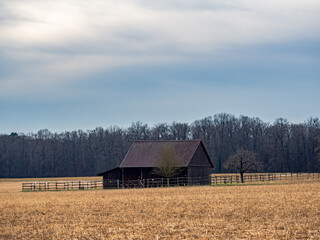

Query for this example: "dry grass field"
[1,178,320,239]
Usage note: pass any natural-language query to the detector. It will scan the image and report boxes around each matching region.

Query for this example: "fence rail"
[22,181,103,191]
[210,172,320,185]
[22,173,320,191]
[110,177,210,189]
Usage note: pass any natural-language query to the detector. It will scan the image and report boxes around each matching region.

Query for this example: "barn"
[98,140,214,187]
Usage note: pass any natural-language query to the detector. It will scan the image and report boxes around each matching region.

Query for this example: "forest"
[1,113,320,178]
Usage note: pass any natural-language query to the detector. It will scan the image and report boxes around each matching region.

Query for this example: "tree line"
[1,113,320,178]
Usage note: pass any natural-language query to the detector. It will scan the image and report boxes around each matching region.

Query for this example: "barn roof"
[97,167,120,176]
[119,140,213,168]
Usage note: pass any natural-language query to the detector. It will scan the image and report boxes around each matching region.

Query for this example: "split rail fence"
[104,177,210,189]
[22,181,103,191]
[210,172,320,185]
[22,172,320,191]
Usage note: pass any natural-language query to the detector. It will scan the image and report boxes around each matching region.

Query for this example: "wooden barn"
[98,140,214,187]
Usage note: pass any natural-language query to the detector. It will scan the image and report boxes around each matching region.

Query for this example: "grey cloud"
[0,0,320,97]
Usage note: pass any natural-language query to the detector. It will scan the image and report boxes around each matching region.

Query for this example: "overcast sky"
[1,0,320,134]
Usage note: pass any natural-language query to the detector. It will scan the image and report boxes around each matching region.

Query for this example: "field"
[1,178,320,239]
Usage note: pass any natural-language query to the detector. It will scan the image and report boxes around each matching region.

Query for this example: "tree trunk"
[240,172,244,183]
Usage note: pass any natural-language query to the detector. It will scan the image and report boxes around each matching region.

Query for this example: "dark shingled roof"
[119,140,213,168]
[97,167,120,176]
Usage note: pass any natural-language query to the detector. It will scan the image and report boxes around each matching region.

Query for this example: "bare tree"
[2,114,320,178]
[151,123,171,140]
[316,134,320,164]
[224,150,262,183]
[171,122,190,140]
[127,122,150,141]
[153,145,182,178]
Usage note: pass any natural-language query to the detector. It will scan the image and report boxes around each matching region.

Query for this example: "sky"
[0,0,320,134]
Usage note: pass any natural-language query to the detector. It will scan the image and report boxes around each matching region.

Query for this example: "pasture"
[1,178,320,239]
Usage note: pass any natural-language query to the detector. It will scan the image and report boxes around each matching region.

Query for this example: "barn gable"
[189,142,213,167]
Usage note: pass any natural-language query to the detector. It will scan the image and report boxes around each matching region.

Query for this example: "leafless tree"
[151,123,171,140]
[127,122,150,141]
[316,134,320,164]
[224,150,262,183]
[153,145,182,178]
[171,122,190,140]
[2,114,320,178]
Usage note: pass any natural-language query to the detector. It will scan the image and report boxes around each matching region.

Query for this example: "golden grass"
[1,179,320,239]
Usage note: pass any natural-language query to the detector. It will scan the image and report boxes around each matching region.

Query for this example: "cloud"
[0,0,320,97]
[2,0,320,49]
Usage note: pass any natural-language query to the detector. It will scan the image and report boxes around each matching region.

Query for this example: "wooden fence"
[210,172,320,185]
[106,177,210,189]
[22,173,320,191]
[22,181,103,191]
[22,177,210,191]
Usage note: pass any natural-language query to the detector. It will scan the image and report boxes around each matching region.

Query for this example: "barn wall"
[102,168,122,188]
[189,144,213,167]
[123,167,188,180]
[152,167,188,178]
[123,168,155,180]
[187,166,212,178]
[187,144,213,178]
[102,168,121,180]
